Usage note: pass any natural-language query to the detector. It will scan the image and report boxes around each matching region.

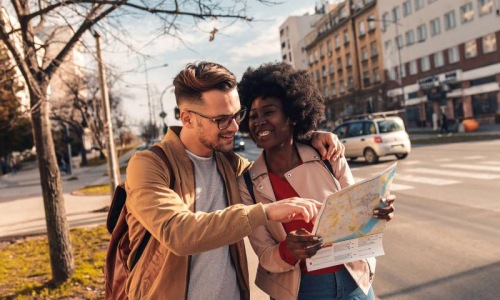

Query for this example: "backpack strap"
[242,170,256,204]
[130,144,173,269]
[322,159,334,175]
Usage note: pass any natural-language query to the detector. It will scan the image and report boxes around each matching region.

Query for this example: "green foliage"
[0,226,109,299]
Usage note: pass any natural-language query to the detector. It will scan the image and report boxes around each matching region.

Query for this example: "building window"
[346,53,352,67]
[405,30,415,45]
[314,50,319,62]
[289,52,292,62]
[363,71,370,86]
[337,58,343,70]
[370,41,378,57]
[398,64,406,79]
[478,0,493,16]
[414,0,424,11]
[482,32,497,53]
[417,24,427,42]
[465,39,477,58]
[373,67,381,83]
[396,35,404,49]
[448,46,460,63]
[327,40,332,52]
[403,1,412,16]
[347,76,354,90]
[368,15,376,31]
[320,45,325,58]
[324,86,329,98]
[343,29,350,44]
[329,62,335,75]
[339,80,345,93]
[359,21,366,37]
[381,12,389,32]
[361,46,368,61]
[430,18,441,36]
[335,35,341,49]
[421,56,430,71]
[392,6,401,21]
[444,10,456,30]
[434,51,444,67]
[385,40,392,51]
[331,83,337,96]
[308,54,314,65]
[409,60,418,75]
[322,65,327,78]
[388,68,396,80]
[461,3,474,23]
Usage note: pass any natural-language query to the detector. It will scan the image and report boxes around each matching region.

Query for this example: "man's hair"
[173,61,237,106]
[238,62,324,140]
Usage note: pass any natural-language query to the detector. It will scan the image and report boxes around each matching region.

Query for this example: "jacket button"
[258,185,263,190]
[314,155,319,159]
[286,173,292,178]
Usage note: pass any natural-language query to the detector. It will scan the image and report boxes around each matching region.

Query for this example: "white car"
[333,116,411,164]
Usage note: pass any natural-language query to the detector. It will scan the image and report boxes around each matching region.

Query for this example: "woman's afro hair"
[238,62,325,140]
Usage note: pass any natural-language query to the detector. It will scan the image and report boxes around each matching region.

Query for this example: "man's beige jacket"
[125,127,267,299]
[238,143,376,300]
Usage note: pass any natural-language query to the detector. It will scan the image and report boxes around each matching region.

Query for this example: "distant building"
[304,0,386,129]
[378,0,500,127]
[279,2,336,70]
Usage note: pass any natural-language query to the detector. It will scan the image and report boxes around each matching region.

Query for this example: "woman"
[237,62,395,300]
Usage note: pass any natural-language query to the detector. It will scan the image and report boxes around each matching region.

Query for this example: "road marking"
[434,158,453,162]
[396,174,459,185]
[354,177,413,191]
[441,164,500,172]
[409,168,500,180]
[403,161,420,165]
[462,156,485,160]
[480,161,500,166]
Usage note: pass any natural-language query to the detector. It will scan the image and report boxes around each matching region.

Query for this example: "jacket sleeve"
[333,157,355,188]
[223,151,252,177]
[125,151,267,256]
[238,176,297,273]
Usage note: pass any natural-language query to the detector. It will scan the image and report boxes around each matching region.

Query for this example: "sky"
[100,0,323,131]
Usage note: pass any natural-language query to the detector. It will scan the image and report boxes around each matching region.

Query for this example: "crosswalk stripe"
[434,158,453,162]
[462,156,485,160]
[396,174,460,185]
[441,164,500,172]
[353,177,414,191]
[409,168,500,180]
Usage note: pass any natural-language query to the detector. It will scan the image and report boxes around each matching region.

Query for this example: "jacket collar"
[249,143,324,180]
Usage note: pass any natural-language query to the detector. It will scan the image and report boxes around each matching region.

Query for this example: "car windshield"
[377,119,404,133]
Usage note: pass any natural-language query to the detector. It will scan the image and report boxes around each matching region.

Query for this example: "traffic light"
[174,106,180,120]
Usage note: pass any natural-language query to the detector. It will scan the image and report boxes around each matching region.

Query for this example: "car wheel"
[364,148,379,164]
[396,153,408,160]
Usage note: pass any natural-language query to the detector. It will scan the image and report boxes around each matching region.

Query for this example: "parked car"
[332,116,411,164]
[233,132,245,151]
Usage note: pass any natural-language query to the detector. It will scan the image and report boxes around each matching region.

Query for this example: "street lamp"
[159,84,174,135]
[367,16,405,111]
[142,60,168,139]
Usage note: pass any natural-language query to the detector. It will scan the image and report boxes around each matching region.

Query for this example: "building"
[378,0,500,127]
[279,3,334,70]
[304,0,386,129]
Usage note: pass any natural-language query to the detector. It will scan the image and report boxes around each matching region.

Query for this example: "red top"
[268,170,344,275]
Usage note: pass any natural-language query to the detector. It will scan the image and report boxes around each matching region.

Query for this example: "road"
[238,138,500,300]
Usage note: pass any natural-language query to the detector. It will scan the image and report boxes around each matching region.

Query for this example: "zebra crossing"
[352,157,500,191]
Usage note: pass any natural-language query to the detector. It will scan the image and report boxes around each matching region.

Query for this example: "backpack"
[104,145,172,300]
[242,157,338,204]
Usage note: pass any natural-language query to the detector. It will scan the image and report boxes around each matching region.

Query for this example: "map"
[306,162,397,271]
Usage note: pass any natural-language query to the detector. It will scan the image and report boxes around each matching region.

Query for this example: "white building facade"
[378,0,500,127]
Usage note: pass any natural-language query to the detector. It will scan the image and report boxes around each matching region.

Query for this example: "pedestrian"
[237,62,396,300]
[124,61,346,299]
[440,112,449,134]
[0,158,7,175]
[9,156,18,175]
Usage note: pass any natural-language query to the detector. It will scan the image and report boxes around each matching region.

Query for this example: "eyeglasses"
[188,107,247,130]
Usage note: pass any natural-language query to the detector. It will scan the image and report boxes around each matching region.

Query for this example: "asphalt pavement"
[1,122,500,241]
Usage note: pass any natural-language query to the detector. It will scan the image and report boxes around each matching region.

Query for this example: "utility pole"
[93,30,120,194]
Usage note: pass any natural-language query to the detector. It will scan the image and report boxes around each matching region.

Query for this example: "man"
[125,61,344,299]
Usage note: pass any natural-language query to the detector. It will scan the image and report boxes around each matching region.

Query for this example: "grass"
[0,226,109,299]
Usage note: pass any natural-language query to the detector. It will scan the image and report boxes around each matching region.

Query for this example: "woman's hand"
[310,131,345,163]
[285,228,323,260]
[373,194,396,221]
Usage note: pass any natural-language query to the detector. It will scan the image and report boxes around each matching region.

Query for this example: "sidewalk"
[408,123,500,142]
[0,149,135,241]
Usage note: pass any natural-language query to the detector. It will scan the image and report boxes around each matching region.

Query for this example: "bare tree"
[0,0,274,285]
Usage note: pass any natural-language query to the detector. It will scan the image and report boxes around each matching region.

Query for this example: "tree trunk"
[31,90,74,284]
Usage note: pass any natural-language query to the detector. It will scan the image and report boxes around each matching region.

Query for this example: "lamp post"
[142,60,168,139]
[367,16,405,112]
[159,84,174,135]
